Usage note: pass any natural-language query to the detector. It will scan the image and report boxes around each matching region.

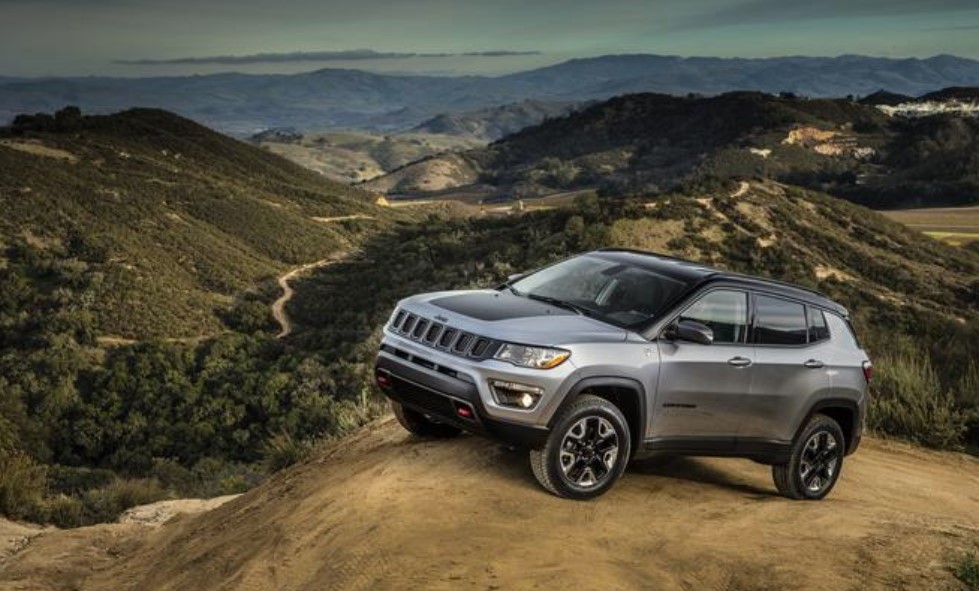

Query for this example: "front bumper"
[375,347,552,449]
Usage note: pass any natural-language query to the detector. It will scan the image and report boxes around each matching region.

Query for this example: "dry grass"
[883,206,979,246]
[0,139,78,162]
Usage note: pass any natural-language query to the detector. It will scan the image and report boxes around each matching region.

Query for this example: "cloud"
[922,23,979,31]
[666,0,979,30]
[115,48,541,66]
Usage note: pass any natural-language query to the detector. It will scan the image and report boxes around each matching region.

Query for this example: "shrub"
[953,551,979,590]
[261,432,313,473]
[46,465,117,496]
[45,494,84,528]
[869,350,967,449]
[0,451,48,521]
[80,478,169,524]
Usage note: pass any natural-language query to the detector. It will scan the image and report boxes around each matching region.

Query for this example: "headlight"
[494,343,570,369]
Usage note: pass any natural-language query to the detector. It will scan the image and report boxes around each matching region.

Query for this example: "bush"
[953,551,979,590]
[261,432,313,473]
[79,478,169,524]
[45,494,84,528]
[869,350,967,449]
[46,465,117,496]
[0,451,48,522]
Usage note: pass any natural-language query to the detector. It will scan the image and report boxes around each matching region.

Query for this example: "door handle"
[804,359,825,369]
[727,356,752,368]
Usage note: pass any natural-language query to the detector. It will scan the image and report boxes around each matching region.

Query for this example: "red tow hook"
[375,370,393,390]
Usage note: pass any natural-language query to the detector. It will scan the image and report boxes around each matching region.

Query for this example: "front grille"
[380,344,460,378]
[387,308,494,360]
[391,375,457,418]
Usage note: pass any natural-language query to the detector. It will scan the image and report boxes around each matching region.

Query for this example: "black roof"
[591,248,848,316]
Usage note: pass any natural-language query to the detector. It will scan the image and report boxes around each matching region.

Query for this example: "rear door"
[740,294,833,443]
[652,289,754,441]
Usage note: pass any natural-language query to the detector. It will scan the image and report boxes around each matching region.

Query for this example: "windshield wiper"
[523,292,592,317]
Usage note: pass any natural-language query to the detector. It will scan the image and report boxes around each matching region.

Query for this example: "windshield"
[509,255,690,329]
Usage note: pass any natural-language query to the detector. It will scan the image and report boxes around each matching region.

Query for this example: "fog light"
[489,380,543,410]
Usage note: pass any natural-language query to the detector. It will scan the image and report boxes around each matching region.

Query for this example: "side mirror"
[664,319,714,345]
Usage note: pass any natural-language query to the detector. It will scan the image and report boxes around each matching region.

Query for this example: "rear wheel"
[391,401,462,438]
[530,395,631,500]
[772,414,845,500]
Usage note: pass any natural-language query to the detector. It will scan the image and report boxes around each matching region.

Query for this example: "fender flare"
[548,376,648,448]
[796,397,861,454]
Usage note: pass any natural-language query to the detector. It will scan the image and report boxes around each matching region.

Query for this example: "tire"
[391,401,462,438]
[529,394,631,500]
[772,413,845,500]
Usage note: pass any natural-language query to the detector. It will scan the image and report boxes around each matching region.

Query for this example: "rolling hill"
[0,107,385,339]
[252,130,484,183]
[3,54,979,133]
[366,91,979,208]
[250,100,582,184]
[1,102,977,584]
[409,99,583,140]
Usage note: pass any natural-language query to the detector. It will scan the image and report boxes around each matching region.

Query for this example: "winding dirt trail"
[731,180,750,198]
[271,254,347,339]
[3,419,978,591]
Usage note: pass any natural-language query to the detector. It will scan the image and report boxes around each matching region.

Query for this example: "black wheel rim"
[799,430,840,493]
[559,416,619,488]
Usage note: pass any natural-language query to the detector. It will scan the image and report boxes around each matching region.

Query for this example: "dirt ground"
[2,417,978,591]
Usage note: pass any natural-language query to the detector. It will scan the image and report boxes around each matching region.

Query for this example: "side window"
[679,290,748,344]
[753,295,807,346]
[808,308,830,343]
[825,312,860,349]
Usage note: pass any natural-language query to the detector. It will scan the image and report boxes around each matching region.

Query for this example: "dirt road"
[271,256,344,339]
[3,418,977,591]
[731,180,750,198]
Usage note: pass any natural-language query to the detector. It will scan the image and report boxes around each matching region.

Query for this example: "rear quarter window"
[808,308,830,343]
[824,312,860,349]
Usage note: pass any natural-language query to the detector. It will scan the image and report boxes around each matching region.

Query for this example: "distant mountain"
[859,90,913,106]
[410,100,583,140]
[3,54,979,133]
[366,91,979,208]
[0,107,382,338]
[920,87,979,101]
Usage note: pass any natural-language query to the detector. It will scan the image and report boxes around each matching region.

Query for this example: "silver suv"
[375,249,871,500]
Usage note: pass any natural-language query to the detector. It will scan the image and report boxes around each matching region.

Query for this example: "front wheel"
[772,414,845,500]
[530,395,631,500]
[391,401,462,438]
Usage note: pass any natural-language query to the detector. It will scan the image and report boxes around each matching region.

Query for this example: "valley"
[883,205,979,246]
[359,91,979,210]
[1,101,978,590]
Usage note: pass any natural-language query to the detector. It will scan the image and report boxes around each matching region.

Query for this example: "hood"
[399,289,629,345]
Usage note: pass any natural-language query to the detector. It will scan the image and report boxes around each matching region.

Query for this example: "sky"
[1,0,978,77]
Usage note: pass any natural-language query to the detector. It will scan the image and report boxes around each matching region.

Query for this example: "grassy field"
[883,206,979,246]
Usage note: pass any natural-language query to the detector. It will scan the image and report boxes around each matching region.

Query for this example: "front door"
[650,289,753,443]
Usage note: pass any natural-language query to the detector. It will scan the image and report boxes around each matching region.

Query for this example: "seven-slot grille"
[388,309,493,358]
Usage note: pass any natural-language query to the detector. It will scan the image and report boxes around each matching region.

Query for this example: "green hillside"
[373,92,979,209]
[1,109,976,531]
[0,107,385,338]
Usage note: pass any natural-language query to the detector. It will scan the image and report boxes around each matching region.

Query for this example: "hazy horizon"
[2,51,978,81]
[1,0,977,78]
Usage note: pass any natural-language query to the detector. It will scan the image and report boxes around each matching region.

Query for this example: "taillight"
[862,360,873,383]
